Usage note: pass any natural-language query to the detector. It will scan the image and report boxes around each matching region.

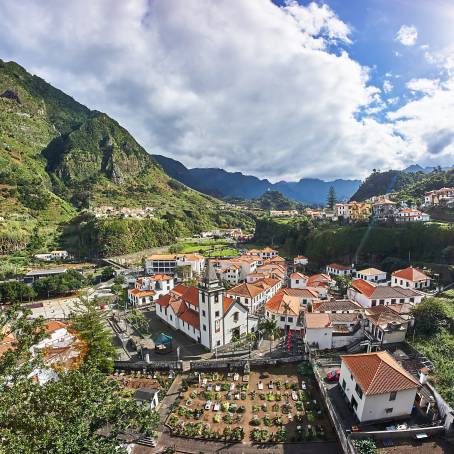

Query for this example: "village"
[2,222,453,454]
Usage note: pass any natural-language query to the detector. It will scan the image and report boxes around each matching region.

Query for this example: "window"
[272,314,275,320]
[351,396,358,411]
[233,312,239,322]
[280,316,285,322]
[288,317,293,323]
[391,299,396,304]
[385,408,393,414]
[216,340,221,346]
[389,391,397,401]
[350,373,354,381]
[399,299,405,304]
[296,279,299,284]
[379,299,385,305]
[170,315,173,321]
[215,311,220,317]
[355,384,363,399]
[410,297,414,303]
[203,324,207,331]
[214,294,219,303]
[201,293,205,302]
[342,379,346,390]
[202,310,206,317]
[371,300,377,307]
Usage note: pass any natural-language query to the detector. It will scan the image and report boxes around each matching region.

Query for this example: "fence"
[426,382,454,432]
[350,425,445,441]
[114,360,182,371]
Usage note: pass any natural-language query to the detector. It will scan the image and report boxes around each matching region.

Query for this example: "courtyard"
[166,364,336,444]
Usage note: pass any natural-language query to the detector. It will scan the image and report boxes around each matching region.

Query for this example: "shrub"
[353,439,377,454]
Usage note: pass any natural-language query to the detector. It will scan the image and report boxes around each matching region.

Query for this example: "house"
[133,388,160,410]
[355,268,387,282]
[306,274,335,298]
[34,250,70,262]
[312,299,363,313]
[424,187,454,206]
[281,287,320,307]
[364,306,410,344]
[290,272,309,289]
[245,247,279,260]
[395,209,430,223]
[391,267,431,289]
[335,202,371,221]
[326,263,355,277]
[304,313,333,350]
[217,255,260,280]
[270,210,299,217]
[294,255,308,266]
[255,263,287,283]
[218,264,241,285]
[265,291,301,331]
[23,268,68,284]
[372,198,397,221]
[144,254,205,276]
[156,263,258,351]
[128,274,175,306]
[348,279,423,308]
[339,351,420,422]
[226,278,281,314]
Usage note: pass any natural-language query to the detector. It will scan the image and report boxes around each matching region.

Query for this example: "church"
[155,262,259,351]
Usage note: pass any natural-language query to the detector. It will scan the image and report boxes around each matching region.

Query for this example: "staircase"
[136,436,156,447]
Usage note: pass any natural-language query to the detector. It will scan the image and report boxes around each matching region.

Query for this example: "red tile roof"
[228,282,264,298]
[341,351,419,395]
[129,288,156,297]
[351,278,376,298]
[179,307,200,330]
[44,320,68,334]
[223,296,235,314]
[307,274,334,287]
[304,313,331,329]
[156,293,172,307]
[290,272,309,280]
[392,267,429,282]
[265,291,300,316]
[327,263,352,270]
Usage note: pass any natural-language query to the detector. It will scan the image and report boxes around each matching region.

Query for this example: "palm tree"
[260,319,279,355]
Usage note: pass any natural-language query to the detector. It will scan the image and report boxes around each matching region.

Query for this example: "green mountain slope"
[350,168,454,202]
[0,59,253,261]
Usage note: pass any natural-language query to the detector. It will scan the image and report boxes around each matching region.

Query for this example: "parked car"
[326,369,341,382]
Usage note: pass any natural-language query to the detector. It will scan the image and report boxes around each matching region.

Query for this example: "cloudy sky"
[1,0,453,181]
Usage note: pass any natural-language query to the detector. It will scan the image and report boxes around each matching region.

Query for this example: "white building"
[347,279,423,308]
[226,278,281,314]
[339,351,419,422]
[218,264,241,285]
[364,306,410,344]
[216,255,260,281]
[391,267,431,290]
[355,268,387,282]
[424,187,454,206]
[145,254,205,276]
[294,255,308,266]
[326,263,355,277]
[155,263,258,352]
[395,209,430,223]
[290,272,309,289]
[265,291,301,331]
[305,273,335,298]
[281,287,320,307]
[245,247,279,260]
[133,388,160,410]
[128,274,175,306]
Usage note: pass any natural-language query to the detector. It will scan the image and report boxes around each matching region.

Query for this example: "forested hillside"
[351,168,454,202]
[0,59,250,261]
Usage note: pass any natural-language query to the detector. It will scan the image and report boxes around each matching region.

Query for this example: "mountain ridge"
[153,154,361,204]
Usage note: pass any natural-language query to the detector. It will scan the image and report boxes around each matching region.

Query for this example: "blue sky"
[0,0,453,180]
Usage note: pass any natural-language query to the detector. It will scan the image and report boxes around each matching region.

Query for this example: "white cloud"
[407,78,440,95]
[395,25,418,46]
[383,80,393,93]
[0,0,449,180]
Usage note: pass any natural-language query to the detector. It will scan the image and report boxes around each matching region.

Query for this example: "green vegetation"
[327,186,336,210]
[32,270,86,298]
[353,439,377,454]
[410,292,454,407]
[0,280,36,304]
[0,304,160,453]
[351,168,454,204]
[0,59,255,261]
[169,239,238,258]
[254,218,454,265]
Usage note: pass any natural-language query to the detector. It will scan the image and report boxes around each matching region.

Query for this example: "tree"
[126,308,149,334]
[327,186,336,210]
[411,297,452,336]
[260,319,280,355]
[0,305,160,453]
[70,295,117,372]
[100,266,115,281]
[0,281,36,304]
[33,270,86,298]
[353,439,377,454]
[334,275,352,297]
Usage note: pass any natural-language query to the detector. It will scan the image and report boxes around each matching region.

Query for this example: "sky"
[0,0,453,182]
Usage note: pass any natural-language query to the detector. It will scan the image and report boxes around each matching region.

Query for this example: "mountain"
[350,168,454,202]
[403,164,453,174]
[0,60,252,259]
[153,155,360,204]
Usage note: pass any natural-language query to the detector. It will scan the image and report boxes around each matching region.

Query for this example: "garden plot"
[166,364,335,443]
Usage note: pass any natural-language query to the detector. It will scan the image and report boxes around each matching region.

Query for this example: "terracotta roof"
[327,263,352,270]
[262,247,278,253]
[129,288,156,297]
[255,277,280,288]
[365,306,407,328]
[352,279,420,299]
[172,283,190,296]
[314,299,362,313]
[179,307,200,330]
[290,272,309,280]
[388,303,414,315]
[329,313,359,323]
[307,274,334,287]
[181,286,199,307]
[44,320,68,334]
[156,293,172,307]
[228,282,264,298]
[223,296,235,313]
[392,267,429,282]
[304,313,332,329]
[265,292,300,316]
[341,351,419,395]
[357,268,386,276]
[351,279,376,298]
[282,288,319,299]
[294,255,307,260]
[169,299,186,316]
[152,274,172,281]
